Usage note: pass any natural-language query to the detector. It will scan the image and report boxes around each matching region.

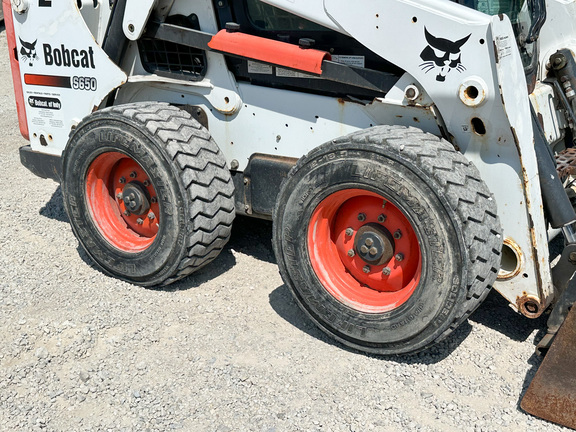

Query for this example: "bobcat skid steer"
[5,0,576,425]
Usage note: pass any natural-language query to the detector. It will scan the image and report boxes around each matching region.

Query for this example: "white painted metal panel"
[12,0,126,155]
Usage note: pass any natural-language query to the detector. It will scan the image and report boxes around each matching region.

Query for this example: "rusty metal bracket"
[556,147,576,178]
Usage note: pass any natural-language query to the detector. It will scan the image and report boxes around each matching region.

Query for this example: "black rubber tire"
[273,125,502,354]
[62,102,235,286]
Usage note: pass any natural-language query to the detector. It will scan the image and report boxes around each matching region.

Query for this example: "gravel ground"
[0,26,569,432]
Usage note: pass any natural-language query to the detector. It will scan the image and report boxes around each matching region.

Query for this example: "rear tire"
[62,102,235,286]
[273,126,502,354]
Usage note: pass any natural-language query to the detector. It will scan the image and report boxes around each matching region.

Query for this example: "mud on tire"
[273,125,502,355]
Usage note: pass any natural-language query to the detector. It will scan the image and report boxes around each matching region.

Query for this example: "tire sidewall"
[274,144,467,354]
[62,116,189,286]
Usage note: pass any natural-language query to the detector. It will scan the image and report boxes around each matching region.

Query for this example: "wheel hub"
[307,189,421,313]
[121,182,151,215]
[355,223,395,266]
[85,152,160,253]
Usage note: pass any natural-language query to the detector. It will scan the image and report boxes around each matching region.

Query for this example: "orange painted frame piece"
[208,30,331,75]
[3,0,29,140]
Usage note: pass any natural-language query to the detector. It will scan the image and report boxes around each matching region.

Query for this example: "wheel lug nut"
[360,245,369,254]
[365,238,374,247]
[395,253,404,262]
[345,227,354,237]
[116,192,123,200]
[363,265,371,274]
[347,249,355,257]
[136,218,144,225]
[377,214,387,223]
[382,267,391,276]
[143,180,151,187]
[151,197,158,203]
[394,230,402,239]
[119,177,126,184]
[130,171,138,178]
[148,212,155,220]
[123,210,131,217]
[357,213,366,222]
[369,247,378,256]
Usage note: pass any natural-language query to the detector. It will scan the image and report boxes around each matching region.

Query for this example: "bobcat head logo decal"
[19,38,38,67]
[419,28,470,82]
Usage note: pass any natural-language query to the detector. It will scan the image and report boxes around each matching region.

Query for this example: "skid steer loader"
[5,0,576,426]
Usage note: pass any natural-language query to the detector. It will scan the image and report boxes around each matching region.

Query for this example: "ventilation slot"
[138,14,206,81]
[138,38,207,80]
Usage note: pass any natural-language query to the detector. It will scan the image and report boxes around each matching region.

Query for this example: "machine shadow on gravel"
[225,215,276,264]
[39,191,276,290]
[469,290,548,343]
[518,353,544,405]
[268,283,473,364]
[77,213,275,291]
[73,242,239,292]
[39,186,239,291]
[170,216,277,291]
[39,186,69,223]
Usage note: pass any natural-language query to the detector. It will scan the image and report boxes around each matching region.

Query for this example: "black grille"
[138,38,207,80]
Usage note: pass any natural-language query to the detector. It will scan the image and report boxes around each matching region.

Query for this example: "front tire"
[62,102,235,286]
[273,126,502,354]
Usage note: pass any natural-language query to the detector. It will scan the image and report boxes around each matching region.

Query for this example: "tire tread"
[101,102,235,285]
[281,125,502,352]
[350,126,502,339]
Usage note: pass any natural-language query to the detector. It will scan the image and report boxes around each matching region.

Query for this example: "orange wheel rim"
[307,189,421,313]
[85,152,160,252]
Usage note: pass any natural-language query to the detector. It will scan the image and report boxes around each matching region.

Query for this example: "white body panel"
[77,0,111,44]
[123,0,157,41]
[12,0,126,155]
[115,75,442,170]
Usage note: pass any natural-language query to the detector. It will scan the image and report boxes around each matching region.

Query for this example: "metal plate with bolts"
[521,305,576,429]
